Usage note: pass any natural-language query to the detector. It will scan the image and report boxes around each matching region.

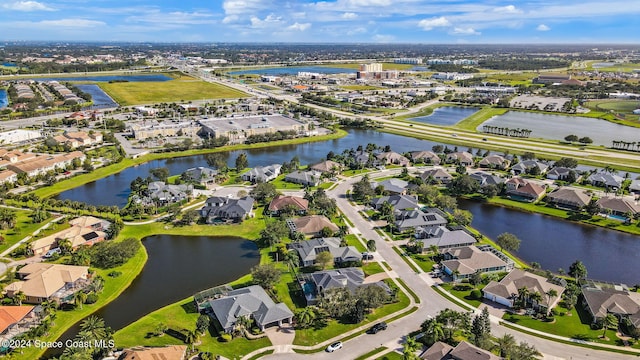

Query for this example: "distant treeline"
[479,57,571,71]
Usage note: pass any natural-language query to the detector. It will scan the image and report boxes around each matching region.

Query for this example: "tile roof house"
[240,164,282,183]
[4,263,90,304]
[206,285,293,333]
[410,150,441,165]
[182,166,218,187]
[511,160,549,175]
[478,154,510,170]
[587,171,624,189]
[30,216,110,256]
[375,178,409,195]
[445,151,474,166]
[421,341,502,360]
[298,267,389,305]
[483,269,565,309]
[370,194,419,213]
[284,170,322,187]
[0,305,37,335]
[421,228,477,251]
[310,160,343,174]
[376,151,410,166]
[287,215,339,236]
[268,195,309,215]
[546,187,591,210]
[582,285,640,328]
[596,196,640,218]
[505,178,546,202]
[394,209,448,234]
[118,345,188,360]
[287,237,361,267]
[421,168,453,184]
[441,246,511,281]
[200,196,255,223]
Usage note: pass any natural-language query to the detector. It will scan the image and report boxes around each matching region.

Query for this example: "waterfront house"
[505,178,546,202]
[421,341,502,360]
[297,267,388,305]
[142,181,193,206]
[478,154,510,170]
[511,160,549,175]
[441,246,510,281]
[4,263,90,304]
[545,187,591,210]
[587,171,623,190]
[581,284,640,328]
[288,237,360,267]
[596,196,640,219]
[268,195,309,216]
[420,228,477,251]
[240,164,282,183]
[547,167,574,181]
[376,151,410,166]
[119,346,187,360]
[410,150,441,165]
[182,167,218,188]
[284,170,322,187]
[483,269,565,310]
[286,215,339,236]
[206,285,293,333]
[394,209,448,234]
[30,216,110,256]
[200,196,254,223]
[309,160,343,174]
[420,168,453,184]
[445,151,473,166]
[0,305,39,338]
[375,178,409,195]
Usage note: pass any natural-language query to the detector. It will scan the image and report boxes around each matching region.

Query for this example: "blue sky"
[0,0,639,43]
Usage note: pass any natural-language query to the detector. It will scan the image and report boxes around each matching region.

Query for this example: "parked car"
[43,248,61,258]
[362,252,374,261]
[368,322,387,334]
[326,341,343,352]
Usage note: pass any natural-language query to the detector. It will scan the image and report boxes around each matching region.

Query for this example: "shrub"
[84,293,99,304]
[219,333,232,342]
[453,284,471,291]
[559,312,566,316]
[90,237,141,268]
[469,289,482,300]
[108,271,122,277]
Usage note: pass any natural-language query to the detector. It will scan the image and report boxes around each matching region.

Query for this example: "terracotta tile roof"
[0,306,34,333]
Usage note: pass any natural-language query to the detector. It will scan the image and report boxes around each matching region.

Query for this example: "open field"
[340,85,385,91]
[586,99,640,113]
[99,76,248,105]
[320,62,416,70]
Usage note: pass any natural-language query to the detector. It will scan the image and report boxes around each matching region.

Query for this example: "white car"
[326,341,343,352]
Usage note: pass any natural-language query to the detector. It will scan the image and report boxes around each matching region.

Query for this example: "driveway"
[265,324,296,353]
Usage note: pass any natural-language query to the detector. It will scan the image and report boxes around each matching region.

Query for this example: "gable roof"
[596,196,640,214]
[288,237,360,263]
[200,196,255,220]
[421,168,453,181]
[288,215,339,235]
[582,286,640,319]
[511,160,548,173]
[395,209,448,230]
[483,269,565,302]
[310,160,342,173]
[376,178,409,194]
[370,194,419,212]
[0,305,34,333]
[420,341,454,360]
[546,187,591,207]
[268,195,309,212]
[469,171,504,187]
[411,150,441,164]
[421,228,477,249]
[285,170,322,184]
[587,172,623,187]
[442,246,507,276]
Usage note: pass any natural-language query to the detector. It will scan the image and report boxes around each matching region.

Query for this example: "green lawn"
[439,283,484,308]
[392,246,420,273]
[355,346,388,360]
[362,262,385,276]
[454,107,510,131]
[345,234,367,252]
[0,209,51,255]
[409,253,436,273]
[99,76,248,105]
[377,350,404,360]
[587,99,640,113]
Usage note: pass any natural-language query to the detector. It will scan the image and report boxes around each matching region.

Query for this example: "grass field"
[453,107,509,131]
[586,99,640,113]
[99,77,248,105]
[320,62,415,71]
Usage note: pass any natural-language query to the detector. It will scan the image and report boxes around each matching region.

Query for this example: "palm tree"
[295,306,317,329]
[517,287,530,308]
[602,313,618,339]
[529,291,543,311]
[74,291,87,309]
[184,328,199,349]
[13,291,25,306]
[402,336,420,360]
[234,315,253,338]
[422,318,445,345]
[495,333,516,357]
[545,289,558,315]
[80,316,107,341]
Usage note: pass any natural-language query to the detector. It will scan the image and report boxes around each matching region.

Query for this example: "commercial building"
[199,114,308,144]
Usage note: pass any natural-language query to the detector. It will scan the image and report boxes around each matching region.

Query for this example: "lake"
[0,89,7,108]
[228,66,356,76]
[459,199,640,285]
[48,235,259,357]
[409,106,479,126]
[76,84,119,109]
[479,111,640,146]
[56,129,448,207]
[28,74,173,82]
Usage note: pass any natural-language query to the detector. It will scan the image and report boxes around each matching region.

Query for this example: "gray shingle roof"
[421,228,477,249]
[200,196,254,220]
[288,237,360,264]
[370,194,418,212]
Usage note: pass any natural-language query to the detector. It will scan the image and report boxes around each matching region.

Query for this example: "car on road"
[326,341,343,352]
[451,133,458,137]
[362,252,374,261]
[43,248,61,258]
[368,322,387,334]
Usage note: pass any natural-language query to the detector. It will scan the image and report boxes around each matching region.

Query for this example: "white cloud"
[493,5,522,14]
[250,14,283,28]
[347,0,392,6]
[223,0,268,15]
[127,11,215,26]
[39,19,105,28]
[287,22,311,31]
[342,12,358,19]
[2,1,54,11]
[536,24,550,31]
[347,26,367,35]
[372,34,394,42]
[452,27,480,35]
[418,16,450,31]
[222,15,239,24]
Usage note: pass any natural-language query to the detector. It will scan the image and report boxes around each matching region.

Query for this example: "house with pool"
[483,269,565,310]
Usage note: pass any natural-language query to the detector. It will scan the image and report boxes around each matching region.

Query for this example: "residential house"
[285,170,322,187]
[483,269,565,310]
[547,167,575,181]
[182,167,218,188]
[445,152,474,166]
[354,150,374,166]
[0,170,17,184]
[53,131,102,149]
[376,151,410,166]
[370,194,419,213]
[421,228,477,251]
[287,215,339,236]
[30,216,110,256]
[629,180,640,194]
[267,195,309,216]
[505,178,546,202]
[310,160,343,175]
[394,209,448,234]
[581,284,640,328]
[206,285,293,333]
[4,263,90,304]
[240,164,282,183]
[596,196,640,218]
[410,150,441,165]
[118,346,187,360]
[375,178,409,195]
[588,171,624,190]
[0,305,39,338]
[441,246,511,281]
[511,160,549,175]
[469,171,504,187]
[287,237,361,267]
[298,267,388,305]
[141,181,193,206]
[6,151,85,178]
[200,196,255,223]
[546,187,591,210]
[421,168,453,184]
[421,341,502,360]
[478,155,510,170]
